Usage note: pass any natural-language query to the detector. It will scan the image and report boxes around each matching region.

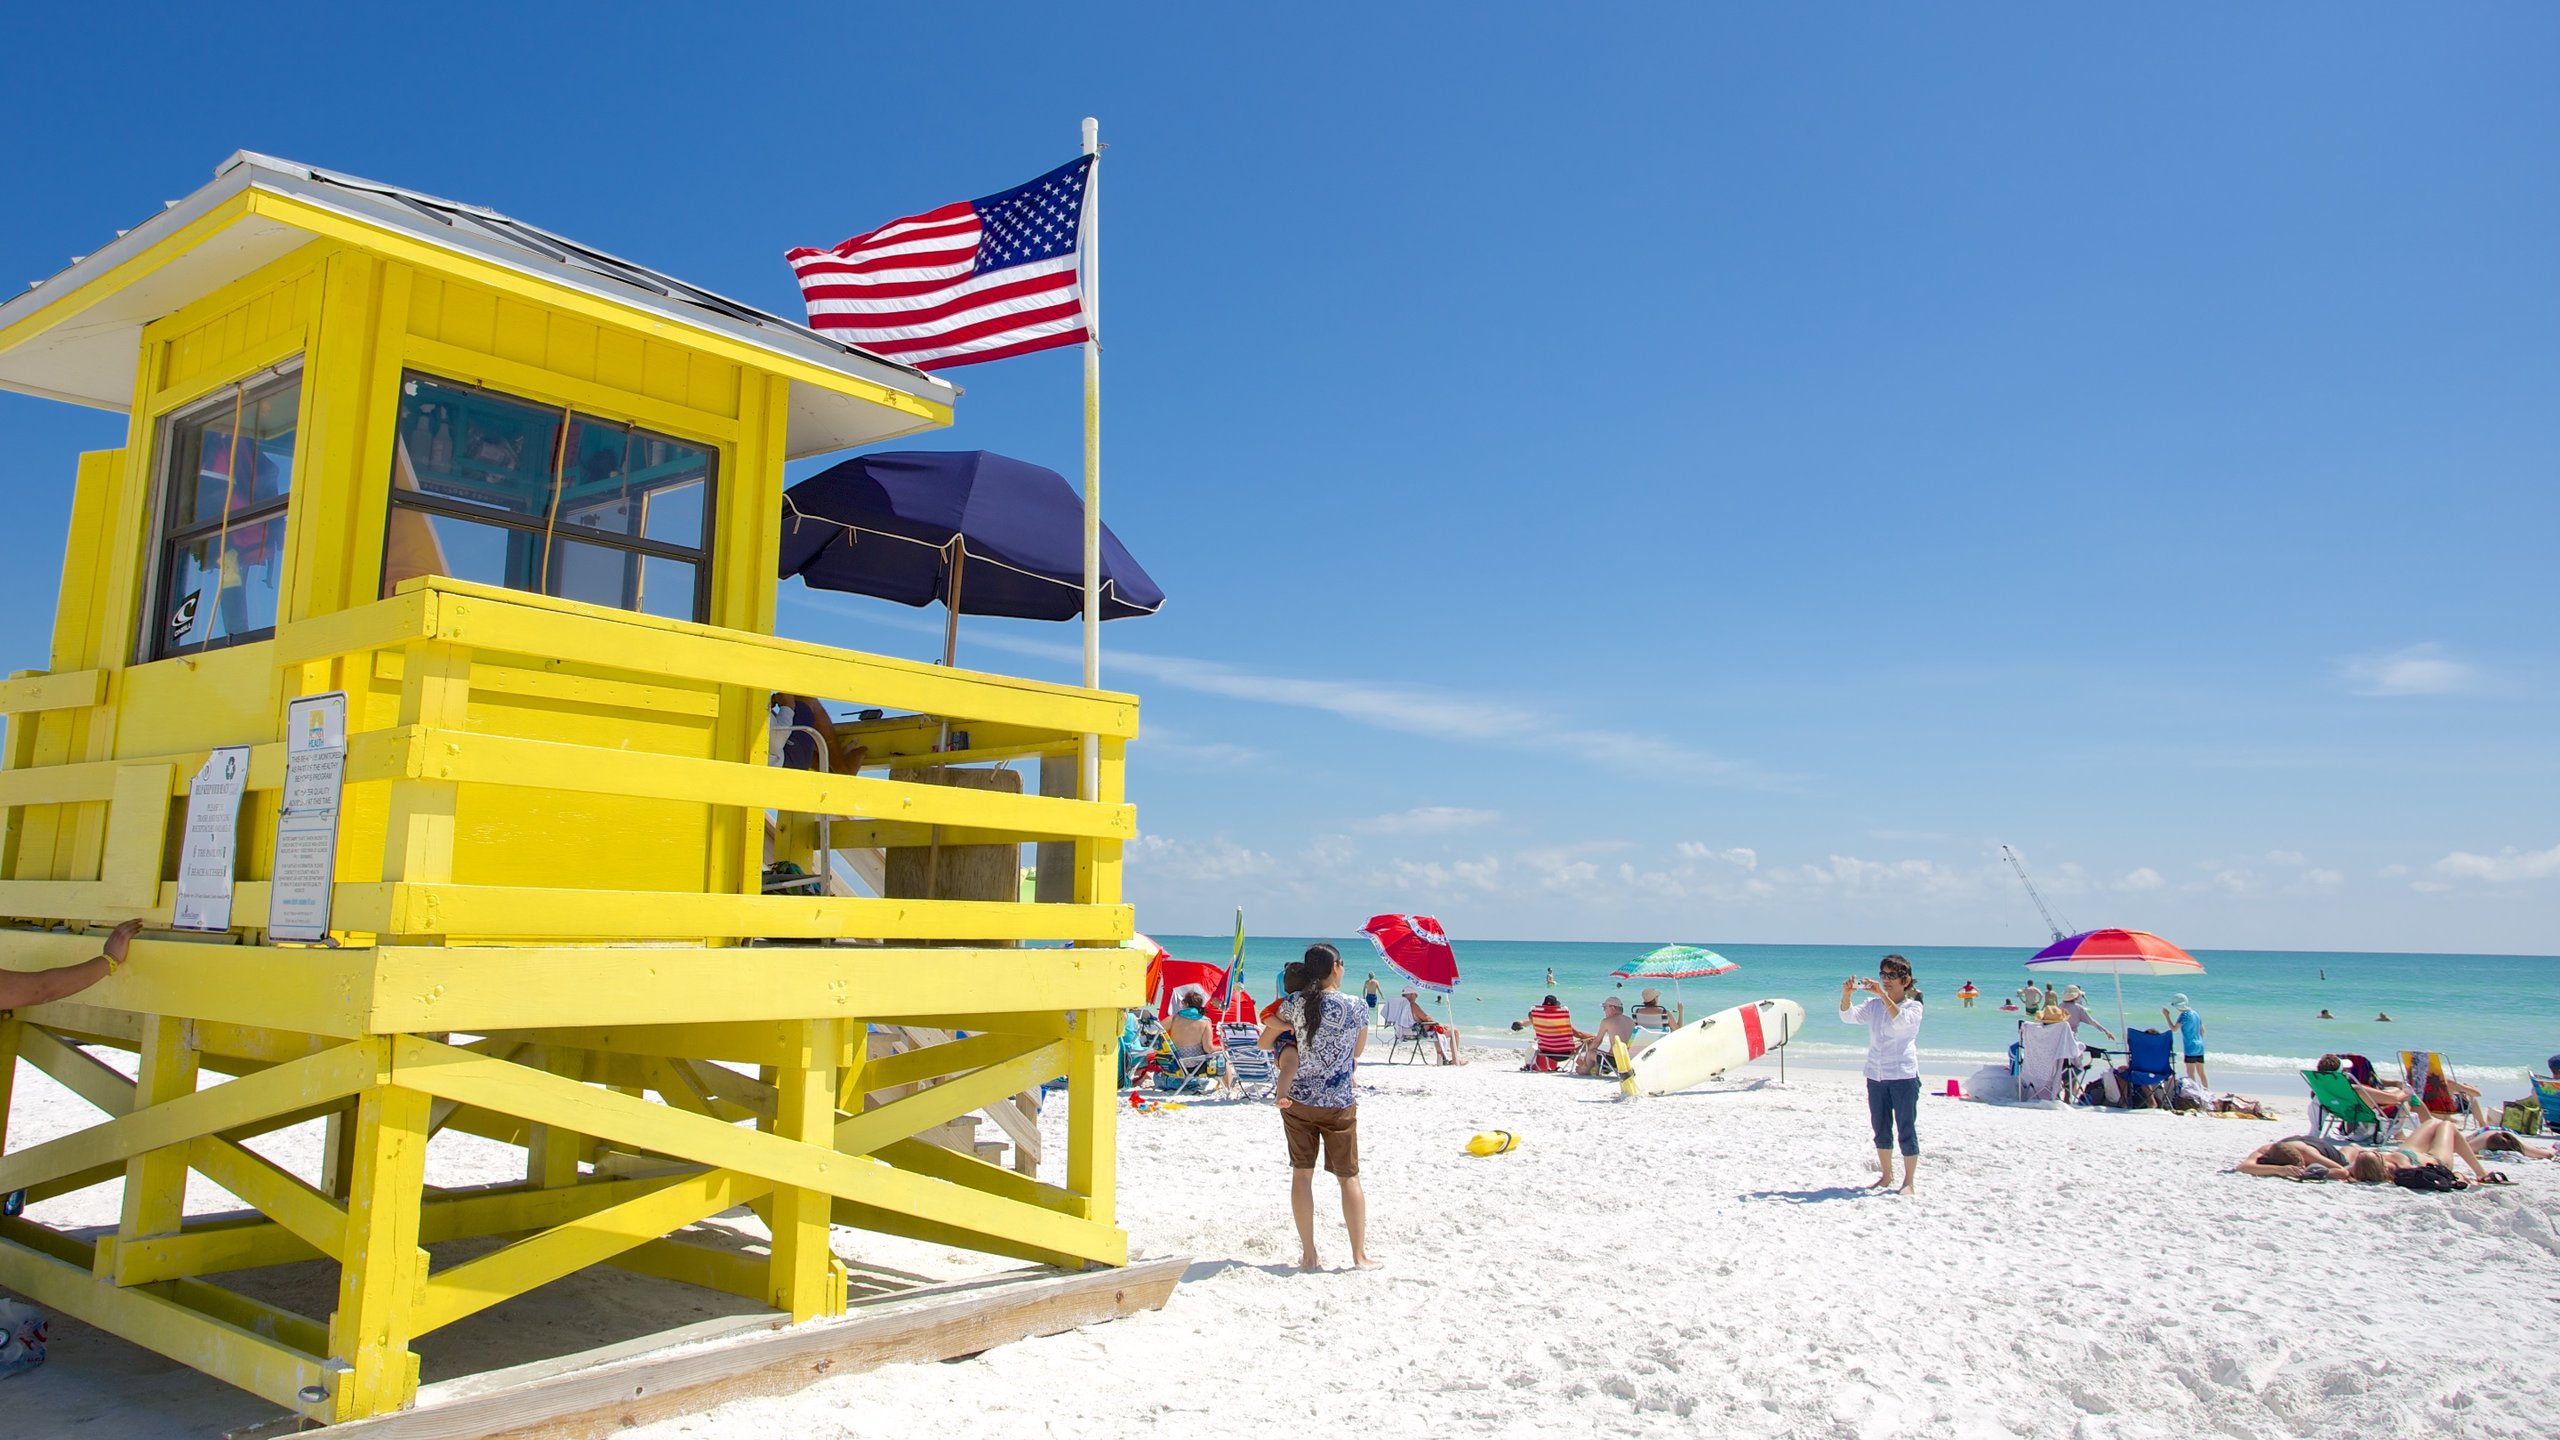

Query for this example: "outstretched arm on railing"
[0,919,143,1009]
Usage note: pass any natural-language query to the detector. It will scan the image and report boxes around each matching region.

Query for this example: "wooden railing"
[0,578,1135,946]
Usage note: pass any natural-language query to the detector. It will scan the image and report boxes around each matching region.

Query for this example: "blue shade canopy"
[776,450,1164,621]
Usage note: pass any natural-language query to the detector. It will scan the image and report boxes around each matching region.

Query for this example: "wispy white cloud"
[1356,806,1503,835]
[1127,833,1278,885]
[1136,725,1261,768]
[1676,842,1758,870]
[781,591,1774,787]
[2115,867,2164,892]
[2431,843,2560,883]
[2339,642,2476,697]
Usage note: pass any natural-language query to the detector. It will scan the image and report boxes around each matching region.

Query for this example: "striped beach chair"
[1524,1002,1580,1072]
[1221,1023,1278,1101]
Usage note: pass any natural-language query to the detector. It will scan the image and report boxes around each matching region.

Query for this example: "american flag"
[787,156,1094,371]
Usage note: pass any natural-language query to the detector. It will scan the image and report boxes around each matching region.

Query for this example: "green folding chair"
[2303,1068,2390,1143]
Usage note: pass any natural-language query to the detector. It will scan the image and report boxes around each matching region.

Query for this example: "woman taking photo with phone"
[1839,953,1925,1194]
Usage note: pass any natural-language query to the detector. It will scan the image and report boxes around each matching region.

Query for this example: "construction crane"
[2001,844,2068,943]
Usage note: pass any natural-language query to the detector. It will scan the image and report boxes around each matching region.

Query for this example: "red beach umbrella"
[1361,914,1460,994]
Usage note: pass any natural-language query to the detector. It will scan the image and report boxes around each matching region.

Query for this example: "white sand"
[628,1048,2560,1440]
[7,1045,2556,1437]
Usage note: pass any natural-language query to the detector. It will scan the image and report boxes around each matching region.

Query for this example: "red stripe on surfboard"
[1740,1003,1766,1059]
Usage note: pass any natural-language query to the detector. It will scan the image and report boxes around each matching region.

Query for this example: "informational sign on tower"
[267,691,349,942]
[172,744,252,932]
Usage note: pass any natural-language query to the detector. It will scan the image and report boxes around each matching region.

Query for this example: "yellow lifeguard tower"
[0,154,1146,1424]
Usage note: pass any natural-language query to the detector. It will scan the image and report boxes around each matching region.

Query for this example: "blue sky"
[2,6,2553,952]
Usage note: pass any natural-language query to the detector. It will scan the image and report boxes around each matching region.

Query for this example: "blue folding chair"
[2123,1028,2178,1106]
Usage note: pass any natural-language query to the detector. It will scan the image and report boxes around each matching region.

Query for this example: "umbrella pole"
[924,548,967,901]
[2113,967,2128,1051]
[1077,117,1105,820]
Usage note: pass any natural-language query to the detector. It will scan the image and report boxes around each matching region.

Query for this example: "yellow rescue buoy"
[1464,1130,1520,1156]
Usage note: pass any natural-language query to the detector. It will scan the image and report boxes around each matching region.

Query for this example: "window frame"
[380,370,719,624]
[139,363,307,663]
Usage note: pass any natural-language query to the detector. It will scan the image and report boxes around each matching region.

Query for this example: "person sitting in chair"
[1574,997,1638,1075]
[1395,987,1457,1065]
[1167,987,1217,1060]
[770,693,869,774]
[1629,988,1679,1031]
[1516,995,1585,1072]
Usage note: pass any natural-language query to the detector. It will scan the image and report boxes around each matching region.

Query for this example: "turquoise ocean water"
[1156,935,2560,1082]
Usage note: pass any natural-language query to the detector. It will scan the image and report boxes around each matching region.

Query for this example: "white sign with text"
[267,692,349,942]
[173,745,252,932]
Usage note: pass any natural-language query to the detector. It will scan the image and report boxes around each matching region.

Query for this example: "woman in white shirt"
[1839,954,1925,1194]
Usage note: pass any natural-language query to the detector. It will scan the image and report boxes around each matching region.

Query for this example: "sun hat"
[1603,997,1624,1010]
[1640,987,1661,1003]
[2062,985,2085,1002]
[2169,993,2190,1010]
[2037,1005,2067,1023]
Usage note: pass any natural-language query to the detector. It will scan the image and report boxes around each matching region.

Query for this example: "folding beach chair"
[2401,1051,2478,1125]
[1525,1003,1580,1072]
[2122,1029,2178,1107]
[2304,1069,2392,1143]
[2518,1073,2560,1135]
[1221,1022,1278,1100]
[1381,996,1450,1065]
[2014,1020,2081,1102]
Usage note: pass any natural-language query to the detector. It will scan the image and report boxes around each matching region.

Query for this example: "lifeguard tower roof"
[0,150,954,457]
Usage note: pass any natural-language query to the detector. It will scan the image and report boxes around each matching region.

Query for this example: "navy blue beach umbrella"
[776,451,1165,633]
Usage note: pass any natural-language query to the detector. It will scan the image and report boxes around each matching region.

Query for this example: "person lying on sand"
[2237,1135,2353,1178]
[2237,1120,2507,1186]
[0,919,143,1010]
[1573,997,1637,1076]
[2360,1118,2506,1184]
[2474,1129,2555,1160]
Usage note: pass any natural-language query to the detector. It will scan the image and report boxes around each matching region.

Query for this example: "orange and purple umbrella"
[2024,928,2203,1035]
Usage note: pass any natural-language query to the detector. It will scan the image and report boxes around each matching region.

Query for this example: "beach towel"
[2401,1052,2468,1120]
[1383,994,1417,1031]
[1527,1002,1578,1059]
[2017,1021,2080,1102]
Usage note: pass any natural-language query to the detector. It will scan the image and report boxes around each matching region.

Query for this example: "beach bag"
[2500,1099,2541,1135]
[2390,1162,2464,1193]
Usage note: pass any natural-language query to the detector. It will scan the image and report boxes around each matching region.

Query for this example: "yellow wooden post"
[381,636,469,941]
[1064,1008,1116,1230]
[112,1014,200,1277]
[835,1023,869,1114]
[766,1018,839,1321]
[0,1013,20,1153]
[524,1047,586,1189]
[327,1070,430,1419]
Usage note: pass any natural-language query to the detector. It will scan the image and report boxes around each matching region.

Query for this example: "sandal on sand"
[2481,1172,2514,1186]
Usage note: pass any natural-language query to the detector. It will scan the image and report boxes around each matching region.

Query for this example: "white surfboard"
[1628,998,1806,1096]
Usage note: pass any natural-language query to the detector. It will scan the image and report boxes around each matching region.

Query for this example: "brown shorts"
[1282,1102,1359,1177]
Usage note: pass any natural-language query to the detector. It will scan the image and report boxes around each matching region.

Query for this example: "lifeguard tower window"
[384,372,715,621]
[147,369,303,659]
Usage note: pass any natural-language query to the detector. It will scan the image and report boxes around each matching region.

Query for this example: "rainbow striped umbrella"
[1610,945,1736,1021]
[2024,929,2202,1035]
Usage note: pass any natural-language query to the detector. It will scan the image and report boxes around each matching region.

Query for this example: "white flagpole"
[1079,117,1103,804]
